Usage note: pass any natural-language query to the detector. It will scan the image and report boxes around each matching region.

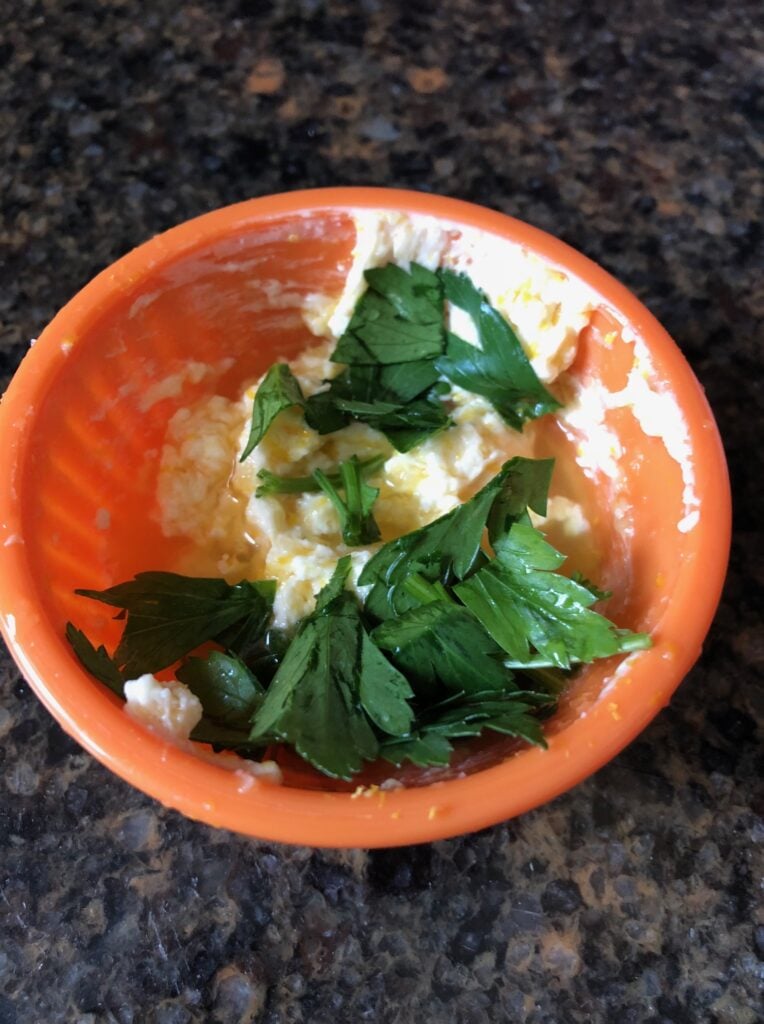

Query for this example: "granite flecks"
[1,1,762,1022]
[0,668,761,1023]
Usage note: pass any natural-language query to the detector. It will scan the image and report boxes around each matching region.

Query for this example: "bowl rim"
[0,187,731,847]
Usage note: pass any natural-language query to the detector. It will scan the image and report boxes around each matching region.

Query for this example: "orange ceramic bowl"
[0,188,730,847]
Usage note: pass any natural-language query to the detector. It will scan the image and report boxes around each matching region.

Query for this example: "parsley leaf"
[177,651,264,728]
[332,263,445,365]
[301,382,348,436]
[213,579,277,662]
[455,523,651,670]
[314,556,354,611]
[333,390,451,453]
[255,454,386,497]
[240,363,305,461]
[380,731,454,768]
[242,628,290,685]
[75,573,276,678]
[436,269,561,430]
[380,689,552,767]
[189,719,257,752]
[65,623,124,696]
[364,263,444,325]
[571,571,612,603]
[485,458,554,543]
[366,359,444,403]
[250,604,376,779]
[305,358,450,452]
[371,597,512,695]
[304,264,451,450]
[359,457,553,592]
[358,632,416,736]
[313,456,381,546]
[249,557,414,779]
[177,652,270,756]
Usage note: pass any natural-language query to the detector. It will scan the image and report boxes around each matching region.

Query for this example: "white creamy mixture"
[557,324,700,535]
[124,673,282,783]
[124,209,696,748]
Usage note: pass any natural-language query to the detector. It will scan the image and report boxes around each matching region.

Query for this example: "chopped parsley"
[304,262,450,451]
[242,260,562,456]
[331,263,445,365]
[313,456,381,547]
[358,456,553,593]
[65,261,652,782]
[71,573,276,678]
[240,363,305,461]
[454,525,650,670]
[255,454,386,497]
[67,460,649,778]
[380,689,554,767]
[248,558,414,779]
[371,593,512,696]
[436,269,561,430]
[307,371,452,454]
[65,624,124,697]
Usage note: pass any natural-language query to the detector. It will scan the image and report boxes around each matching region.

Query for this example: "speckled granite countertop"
[1,2,762,1022]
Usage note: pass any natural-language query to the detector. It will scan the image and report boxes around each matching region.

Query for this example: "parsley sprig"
[255,454,385,497]
[69,572,276,682]
[66,259,652,781]
[305,263,451,451]
[436,269,561,429]
[380,689,554,767]
[249,557,414,778]
[240,363,304,462]
[67,458,650,778]
[454,524,650,669]
[313,456,381,547]
[240,260,564,460]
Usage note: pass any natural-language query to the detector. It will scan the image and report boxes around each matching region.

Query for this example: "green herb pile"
[67,262,650,780]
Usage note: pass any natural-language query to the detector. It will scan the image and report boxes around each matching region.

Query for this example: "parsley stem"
[516,666,568,696]
[504,657,575,670]
[505,630,652,692]
[402,574,453,606]
[313,457,381,547]
[617,632,653,652]
[503,633,651,670]
[256,454,386,497]
[340,459,362,537]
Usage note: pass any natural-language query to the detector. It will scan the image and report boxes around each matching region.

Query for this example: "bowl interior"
[0,192,729,843]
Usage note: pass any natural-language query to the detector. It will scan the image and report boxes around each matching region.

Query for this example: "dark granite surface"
[1,2,762,1021]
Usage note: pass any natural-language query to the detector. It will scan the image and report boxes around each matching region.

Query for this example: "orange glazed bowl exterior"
[0,189,730,847]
